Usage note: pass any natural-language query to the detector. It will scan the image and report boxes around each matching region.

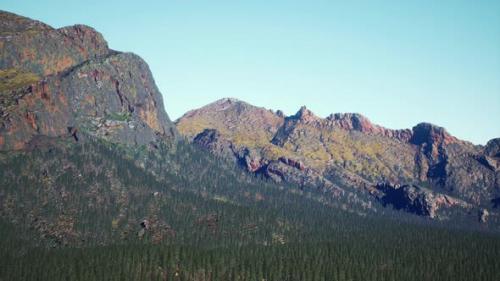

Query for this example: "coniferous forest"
[1,137,499,281]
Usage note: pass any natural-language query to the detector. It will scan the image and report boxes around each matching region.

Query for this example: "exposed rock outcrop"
[375,182,471,218]
[0,11,177,151]
[292,106,321,123]
[279,157,305,171]
[480,138,500,171]
[1,12,109,77]
[479,209,489,223]
[326,113,413,142]
[484,138,500,158]
[193,128,235,159]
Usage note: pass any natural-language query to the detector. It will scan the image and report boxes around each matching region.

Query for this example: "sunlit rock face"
[0,11,177,151]
[177,98,500,218]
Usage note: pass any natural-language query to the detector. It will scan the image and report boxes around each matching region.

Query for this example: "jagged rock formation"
[193,128,235,160]
[0,11,177,151]
[375,182,471,219]
[326,113,413,142]
[177,98,500,219]
[480,138,500,171]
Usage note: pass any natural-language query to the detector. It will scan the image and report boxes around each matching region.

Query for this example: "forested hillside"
[1,136,500,280]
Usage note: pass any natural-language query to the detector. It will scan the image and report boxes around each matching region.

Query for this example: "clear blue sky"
[3,1,500,144]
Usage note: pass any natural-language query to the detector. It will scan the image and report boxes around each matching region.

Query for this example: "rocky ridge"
[176,98,500,220]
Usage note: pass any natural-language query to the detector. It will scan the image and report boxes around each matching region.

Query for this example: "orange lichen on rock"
[34,82,50,100]
[52,56,75,76]
[138,104,163,133]
[84,94,95,105]
[25,112,38,131]
[13,141,25,150]
[59,92,68,107]
[21,48,36,62]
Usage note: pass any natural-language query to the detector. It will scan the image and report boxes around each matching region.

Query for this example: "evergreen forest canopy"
[0,136,499,281]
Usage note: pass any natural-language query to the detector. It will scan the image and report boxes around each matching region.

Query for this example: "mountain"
[0,10,316,249]
[0,10,359,249]
[0,11,177,151]
[176,98,500,220]
[1,11,500,281]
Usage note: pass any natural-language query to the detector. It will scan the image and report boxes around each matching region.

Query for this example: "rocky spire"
[293,106,320,123]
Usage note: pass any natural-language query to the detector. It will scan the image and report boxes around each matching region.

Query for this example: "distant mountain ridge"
[176,98,500,220]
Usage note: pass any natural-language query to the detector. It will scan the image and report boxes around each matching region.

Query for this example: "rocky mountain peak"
[410,122,457,146]
[480,138,500,171]
[484,138,500,158]
[176,97,285,144]
[182,98,246,118]
[325,112,413,142]
[0,11,177,150]
[0,12,113,77]
[275,110,285,118]
[57,24,109,58]
[218,97,241,103]
[327,113,372,132]
[292,106,320,123]
[213,97,244,110]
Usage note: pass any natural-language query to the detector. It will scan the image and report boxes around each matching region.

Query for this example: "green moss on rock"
[0,68,40,92]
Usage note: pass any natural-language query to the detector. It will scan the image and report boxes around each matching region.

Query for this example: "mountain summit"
[0,11,177,151]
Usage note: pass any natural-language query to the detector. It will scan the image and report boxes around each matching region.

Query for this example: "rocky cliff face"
[327,113,413,142]
[176,98,500,220]
[0,11,177,151]
[375,182,471,219]
[481,138,500,172]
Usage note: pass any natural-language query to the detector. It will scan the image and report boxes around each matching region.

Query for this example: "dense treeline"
[0,136,499,280]
[1,219,499,281]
